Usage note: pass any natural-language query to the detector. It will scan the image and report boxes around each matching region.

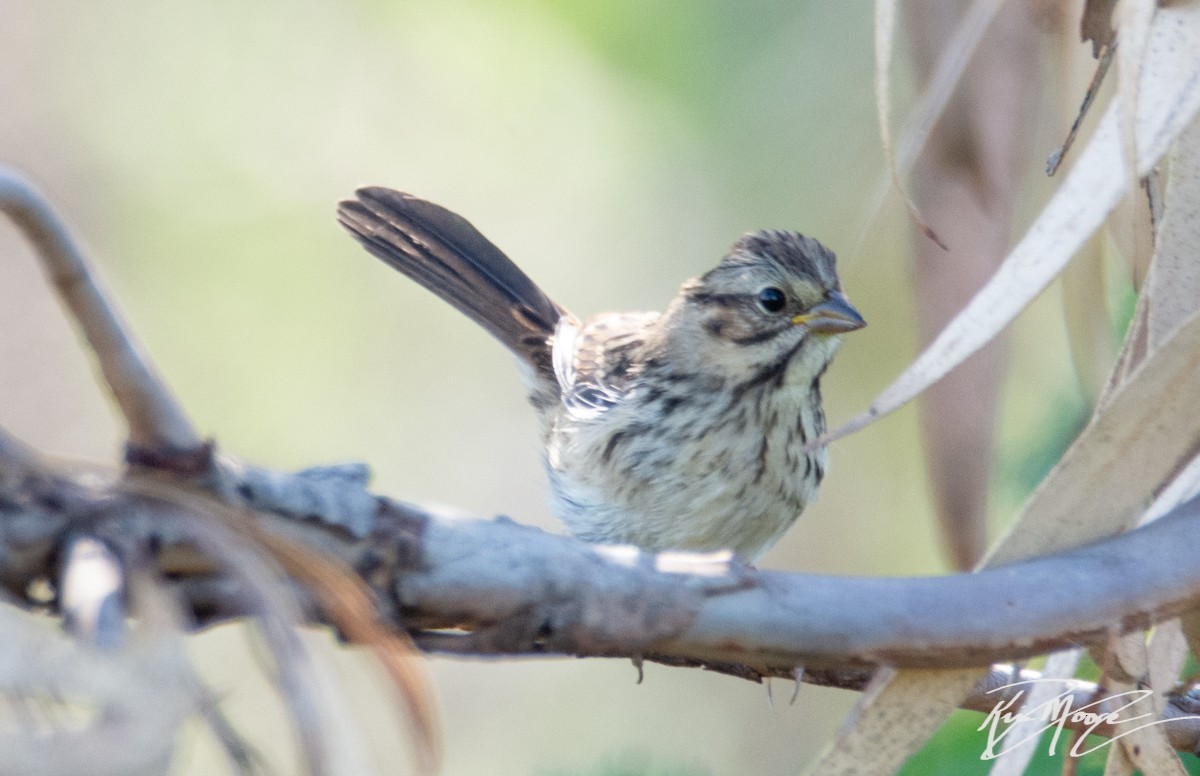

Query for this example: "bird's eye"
[757,287,787,313]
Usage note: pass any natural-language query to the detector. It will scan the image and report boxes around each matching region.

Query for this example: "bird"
[337,187,864,561]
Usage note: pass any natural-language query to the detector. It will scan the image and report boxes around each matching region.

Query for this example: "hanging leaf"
[823,4,1200,448]
[903,0,1039,571]
[1082,0,1118,56]
[874,0,947,250]
[813,300,1200,773]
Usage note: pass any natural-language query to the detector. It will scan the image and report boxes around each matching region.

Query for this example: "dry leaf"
[825,3,1200,447]
[988,309,1200,564]
[905,0,1039,570]
[1061,237,1114,402]
[1082,0,1118,56]
[1106,184,1157,287]
[1103,741,1137,776]
[815,7,1200,770]
[875,0,947,250]
[1047,42,1117,177]
[249,525,443,776]
[1095,117,1200,772]
[1115,0,1156,196]
[1147,117,1200,344]
[1181,612,1200,668]
[811,668,983,775]
[1147,621,1189,699]
[1100,632,1189,776]
[986,650,1082,776]
[813,276,1200,774]
[850,0,1002,260]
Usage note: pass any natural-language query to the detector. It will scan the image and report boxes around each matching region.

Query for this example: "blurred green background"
[0,1,1094,773]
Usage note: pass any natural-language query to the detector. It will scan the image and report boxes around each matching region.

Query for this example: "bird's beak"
[792,290,866,334]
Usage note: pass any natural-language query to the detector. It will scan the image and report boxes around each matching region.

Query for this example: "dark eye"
[757,287,787,313]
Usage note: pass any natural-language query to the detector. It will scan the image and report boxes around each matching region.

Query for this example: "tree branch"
[3,434,1200,751]
[0,167,200,451]
[5,167,1200,764]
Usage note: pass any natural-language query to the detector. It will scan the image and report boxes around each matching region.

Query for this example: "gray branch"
[4,166,1200,764]
[3,430,1200,753]
[0,167,200,451]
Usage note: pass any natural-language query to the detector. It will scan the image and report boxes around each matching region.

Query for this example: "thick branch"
[3,433,1200,752]
[4,436,1200,671]
[384,498,1200,671]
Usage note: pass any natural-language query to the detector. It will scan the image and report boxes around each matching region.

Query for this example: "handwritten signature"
[978,679,1199,759]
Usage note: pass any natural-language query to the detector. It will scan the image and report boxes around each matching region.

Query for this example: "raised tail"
[337,187,564,375]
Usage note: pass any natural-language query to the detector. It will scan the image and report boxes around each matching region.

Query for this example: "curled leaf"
[874,0,947,250]
[824,3,1200,448]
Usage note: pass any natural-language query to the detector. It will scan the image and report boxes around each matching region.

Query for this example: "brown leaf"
[906,0,1040,570]
[875,0,947,251]
[823,5,1200,448]
[245,521,444,776]
[1101,631,1189,775]
[1082,0,1118,56]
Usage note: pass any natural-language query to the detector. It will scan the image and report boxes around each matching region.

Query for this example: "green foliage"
[995,391,1089,510]
[903,709,1200,775]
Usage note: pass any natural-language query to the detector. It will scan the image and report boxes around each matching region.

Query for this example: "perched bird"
[338,188,864,560]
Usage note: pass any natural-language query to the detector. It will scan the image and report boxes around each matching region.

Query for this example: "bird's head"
[662,230,865,379]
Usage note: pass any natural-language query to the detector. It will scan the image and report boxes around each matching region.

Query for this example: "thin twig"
[197,690,269,776]
[851,0,1003,261]
[0,167,200,451]
[1047,42,1117,175]
[117,478,339,776]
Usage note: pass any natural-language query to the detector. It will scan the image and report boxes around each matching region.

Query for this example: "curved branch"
[3,169,1199,762]
[0,167,199,451]
[3,432,1200,752]
[378,492,1200,670]
[3,436,1198,672]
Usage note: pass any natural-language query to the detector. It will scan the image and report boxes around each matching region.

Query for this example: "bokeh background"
[0,1,1097,774]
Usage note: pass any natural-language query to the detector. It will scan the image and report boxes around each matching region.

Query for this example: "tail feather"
[337,187,563,374]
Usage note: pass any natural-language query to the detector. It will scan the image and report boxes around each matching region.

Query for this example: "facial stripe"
[688,291,744,306]
[726,325,791,346]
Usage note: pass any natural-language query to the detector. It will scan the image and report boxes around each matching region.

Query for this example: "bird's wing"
[554,311,659,416]
[338,188,565,377]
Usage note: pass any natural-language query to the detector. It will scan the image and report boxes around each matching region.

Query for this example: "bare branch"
[3,171,1198,762]
[391,502,1200,671]
[115,478,355,776]
[0,167,199,451]
[3,433,1200,753]
[5,433,1199,675]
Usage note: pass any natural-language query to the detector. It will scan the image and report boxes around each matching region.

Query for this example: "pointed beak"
[792,290,866,334]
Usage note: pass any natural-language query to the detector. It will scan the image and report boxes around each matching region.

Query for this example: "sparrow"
[338,187,864,560]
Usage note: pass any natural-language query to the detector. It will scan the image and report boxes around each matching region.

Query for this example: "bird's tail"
[337,187,564,375]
